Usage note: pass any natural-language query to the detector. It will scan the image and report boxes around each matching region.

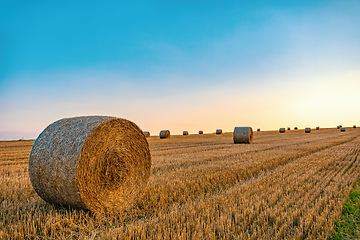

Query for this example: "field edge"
[329,176,360,239]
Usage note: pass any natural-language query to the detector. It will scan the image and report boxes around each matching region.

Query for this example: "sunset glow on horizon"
[1,1,359,140]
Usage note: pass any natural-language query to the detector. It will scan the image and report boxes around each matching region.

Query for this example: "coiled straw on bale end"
[28,116,151,214]
[233,127,253,144]
[143,131,150,137]
[199,130,203,134]
[341,127,346,132]
[183,131,189,135]
[305,127,311,133]
[216,129,222,134]
[279,128,285,133]
[159,130,170,139]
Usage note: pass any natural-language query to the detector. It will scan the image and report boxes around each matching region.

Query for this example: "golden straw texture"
[28,116,151,214]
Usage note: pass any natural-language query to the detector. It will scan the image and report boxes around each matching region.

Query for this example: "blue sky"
[1,1,360,139]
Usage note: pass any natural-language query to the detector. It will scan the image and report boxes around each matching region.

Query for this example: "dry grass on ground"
[1,128,360,239]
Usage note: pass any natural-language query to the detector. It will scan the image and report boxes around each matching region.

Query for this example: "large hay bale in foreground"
[305,127,311,133]
[233,127,253,144]
[279,128,285,133]
[29,116,151,214]
[183,131,189,135]
[216,129,222,134]
[143,131,150,137]
[159,130,170,139]
[199,130,203,134]
[341,127,346,132]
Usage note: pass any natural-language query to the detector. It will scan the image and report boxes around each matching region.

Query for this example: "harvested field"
[1,128,360,239]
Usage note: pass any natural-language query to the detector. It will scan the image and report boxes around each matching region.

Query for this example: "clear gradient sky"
[1,1,360,140]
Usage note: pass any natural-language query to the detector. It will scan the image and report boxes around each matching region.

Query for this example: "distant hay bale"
[233,127,253,144]
[337,126,340,129]
[287,127,291,131]
[353,125,356,128]
[341,127,345,132]
[294,127,298,130]
[279,128,285,133]
[143,131,150,137]
[316,127,320,130]
[183,131,189,135]
[305,127,311,133]
[216,129,222,134]
[159,130,170,139]
[28,116,151,214]
[199,130,203,134]
[257,128,260,132]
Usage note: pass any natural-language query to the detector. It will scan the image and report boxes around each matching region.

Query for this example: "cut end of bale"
[233,127,253,144]
[28,116,151,214]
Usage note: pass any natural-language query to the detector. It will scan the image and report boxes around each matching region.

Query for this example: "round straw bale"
[143,131,150,137]
[294,127,298,130]
[337,125,340,129]
[28,116,151,214]
[216,129,222,134]
[305,127,311,133]
[341,127,345,132]
[233,127,253,144]
[199,130,203,134]
[279,128,285,133]
[287,127,291,131]
[257,128,260,132]
[183,131,189,135]
[159,130,170,139]
[316,127,320,130]
[353,125,356,128]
